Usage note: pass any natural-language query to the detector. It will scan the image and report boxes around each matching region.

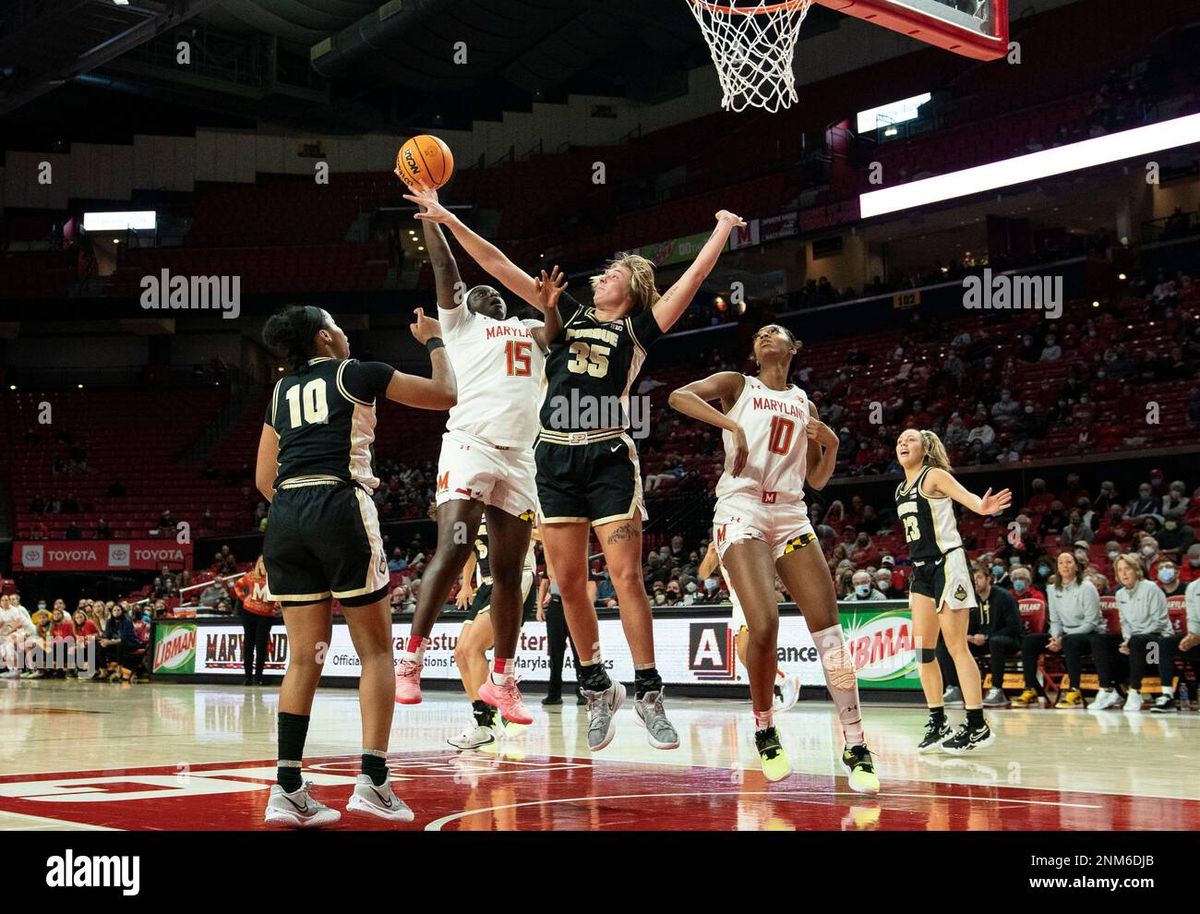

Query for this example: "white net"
[687,0,814,113]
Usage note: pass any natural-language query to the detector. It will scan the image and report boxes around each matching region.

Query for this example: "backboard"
[817,0,1009,60]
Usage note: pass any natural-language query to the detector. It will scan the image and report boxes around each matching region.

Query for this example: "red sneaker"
[393,658,423,704]
[478,677,533,725]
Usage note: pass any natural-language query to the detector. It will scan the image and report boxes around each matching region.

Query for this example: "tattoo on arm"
[605,522,641,546]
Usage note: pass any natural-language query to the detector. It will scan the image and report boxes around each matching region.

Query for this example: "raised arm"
[804,405,839,490]
[412,186,463,310]
[668,371,747,475]
[652,210,746,333]
[530,266,566,351]
[384,308,458,410]
[925,468,1012,516]
[404,185,543,311]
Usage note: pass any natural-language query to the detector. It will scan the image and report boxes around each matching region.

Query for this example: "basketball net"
[687,0,813,113]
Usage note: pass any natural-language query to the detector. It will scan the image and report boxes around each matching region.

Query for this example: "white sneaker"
[1089,688,1120,711]
[773,673,801,713]
[448,723,496,750]
[346,774,414,822]
[942,686,964,708]
[263,781,341,828]
[1123,691,1144,712]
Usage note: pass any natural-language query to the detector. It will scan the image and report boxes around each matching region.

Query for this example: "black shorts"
[909,548,975,611]
[463,574,539,625]
[263,479,389,608]
[534,432,647,526]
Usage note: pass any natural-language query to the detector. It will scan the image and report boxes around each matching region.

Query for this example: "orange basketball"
[395,135,454,190]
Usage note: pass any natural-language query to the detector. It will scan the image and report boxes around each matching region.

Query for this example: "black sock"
[579,663,611,692]
[928,705,946,723]
[634,667,662,700]
[966,708,985,729]
[362,752,388,788]
[277,711,309,792]
[472,700,494,727]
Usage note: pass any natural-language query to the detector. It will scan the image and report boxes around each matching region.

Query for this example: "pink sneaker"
[478,677,533,725]
[394,658,423,704]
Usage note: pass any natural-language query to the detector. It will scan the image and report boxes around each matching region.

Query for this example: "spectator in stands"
[1018,551,1115,709]
[1137,536,1164,575]
[1016,335,1041,363]
[874,568,896,599]
[29,521,47,540]
[199,580,227,609]
[939,563,1021,709]
[94,518,113,539]
[1182,544,1200,584]
[98,604,141,683]
[1127,483,1163,522]
[1096,504,1133,543]
[217,545,238,575]
[1060,511,1093,545]
[159,508,174,530]
[848,532,880,568]
[1114,554,1176,712]
[1158,514,1195,562]
[1039,334,1062,361]
[70,608,99,677]
[1038,502,1070,539]
[1092,480,1119,516]
[1026,478,1055,515]
[1162,480,1190,518]
[991,390,1022,429]
[845,571,886,602]
[989,557,1013,591]
[1156,558,1186,600]
[388,548,408,573]
[46,603,74,679]
[64,521,81,540]
[1083,568,1109,596]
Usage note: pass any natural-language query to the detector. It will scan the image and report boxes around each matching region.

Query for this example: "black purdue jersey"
[266,357,394,491]
[472,520,491,584]
[894,465,964,563]
[539,293,663,434]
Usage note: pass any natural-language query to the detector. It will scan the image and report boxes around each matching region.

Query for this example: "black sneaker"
[917,715,952,754]
[1150,695,1176,714]
[542,694,563,706]
[941,721,995,755]
[841,744,881,794]
[754,726,791,781]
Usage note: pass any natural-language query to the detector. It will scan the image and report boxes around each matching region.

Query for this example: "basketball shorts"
[534,431,647,526]
[910,547,976,612]
[436,429,538,520]
[713,492,816,562]
[463,572,538,625]
[264,479,389,607]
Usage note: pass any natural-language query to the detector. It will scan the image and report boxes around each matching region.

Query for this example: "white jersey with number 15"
[715,375,810,503]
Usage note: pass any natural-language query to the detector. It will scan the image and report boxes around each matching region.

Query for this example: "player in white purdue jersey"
[698,541,800,712]
[394,181,566,732]
[895,428,1011,755]
[671,324,878,792]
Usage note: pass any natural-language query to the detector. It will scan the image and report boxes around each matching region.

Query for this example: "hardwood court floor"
[2,678,1197,831]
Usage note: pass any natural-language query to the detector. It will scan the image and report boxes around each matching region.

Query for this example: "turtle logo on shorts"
[954,584,968,601]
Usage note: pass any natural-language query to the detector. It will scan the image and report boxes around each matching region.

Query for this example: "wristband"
[425,337,444,353]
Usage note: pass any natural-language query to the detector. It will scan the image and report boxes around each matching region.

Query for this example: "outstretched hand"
[980,487,1013,515]
[409,307,442,344]
[403,184,453,224]
[715,210,746,228]
[534,265,568,311]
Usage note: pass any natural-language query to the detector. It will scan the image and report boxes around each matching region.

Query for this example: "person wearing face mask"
[1092,480,1119,516]
[1114,554,1176,712]
[1182,545,1200,584]
[1127,484,1163,523]
[989,560,1012,591]
[1060,512,1094,546]
[1015,552,1114,709]
[1157,514,1195,562]
[1155,559,1186,600]
[939,563,1022,709]
[1137,536,1165,577]
[874,569,895,599]
[664,581,683,606]
[1032,558,1055,591]
[846,571,886,602]
[1009,566,1045,603]
[1162,481,1190,519]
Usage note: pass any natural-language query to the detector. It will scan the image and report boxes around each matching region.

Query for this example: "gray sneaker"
[346,774,414,822]
[635,689,680,750]
[942,686,964,708]
[582,680,625,751]
[982,687,1010,708]
[263,781,341,829]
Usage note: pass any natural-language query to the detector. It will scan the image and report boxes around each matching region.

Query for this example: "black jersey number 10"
[283,378,330,428]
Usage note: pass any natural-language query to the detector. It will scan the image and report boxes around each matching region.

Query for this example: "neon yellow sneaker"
[755,727,792,782]
[842,744,881,795]
[1012,688,1039,707]
[1058,689,1084,708]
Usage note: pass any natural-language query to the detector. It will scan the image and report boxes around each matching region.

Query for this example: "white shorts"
[713,492,816,563]
[435,429,538,520]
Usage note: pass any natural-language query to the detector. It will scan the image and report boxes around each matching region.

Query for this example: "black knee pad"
[918,647,938,664]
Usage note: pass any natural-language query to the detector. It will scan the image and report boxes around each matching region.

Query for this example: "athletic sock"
[634,666,662,700]
[277,711,310,792]
[472,699,494,727]
[362,748,388,788]
[578,656,611,692]
[966,707,985,729]
[811,624,865,747]
[400,635,427,663]
[1162,685,1174,697]
[929,705,946,723]
[490,657,513,686]
[753,708,774,732]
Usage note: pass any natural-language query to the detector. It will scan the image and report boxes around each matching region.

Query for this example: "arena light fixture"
[859,113,1200,218]
[856,93,931,134]
[83,210,156,232]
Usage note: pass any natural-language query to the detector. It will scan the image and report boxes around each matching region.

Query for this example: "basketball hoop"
[687,0,814,113]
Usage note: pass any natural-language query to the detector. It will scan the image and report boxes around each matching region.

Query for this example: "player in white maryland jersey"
[394,180,567,733]
[670,324,878,793]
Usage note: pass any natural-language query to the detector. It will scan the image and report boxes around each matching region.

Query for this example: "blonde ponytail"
[920,429,951,471]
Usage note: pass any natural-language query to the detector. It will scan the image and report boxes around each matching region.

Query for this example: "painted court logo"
[46,851,140,896]
[962,269,1063,319]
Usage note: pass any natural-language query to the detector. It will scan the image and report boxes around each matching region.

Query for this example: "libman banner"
[14,540,192,571]
[152,601,919,690]
[639,230,727,268]
[152,624,198,674]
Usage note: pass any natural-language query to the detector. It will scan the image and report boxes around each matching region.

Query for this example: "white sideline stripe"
[424,789,1101,830]
[860,112,1200,218]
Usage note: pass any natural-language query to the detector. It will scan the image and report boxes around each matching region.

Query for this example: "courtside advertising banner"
[153,602,919,690]
[14,540,192,571]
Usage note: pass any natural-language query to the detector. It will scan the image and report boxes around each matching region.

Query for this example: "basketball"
[395,135,454,190]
